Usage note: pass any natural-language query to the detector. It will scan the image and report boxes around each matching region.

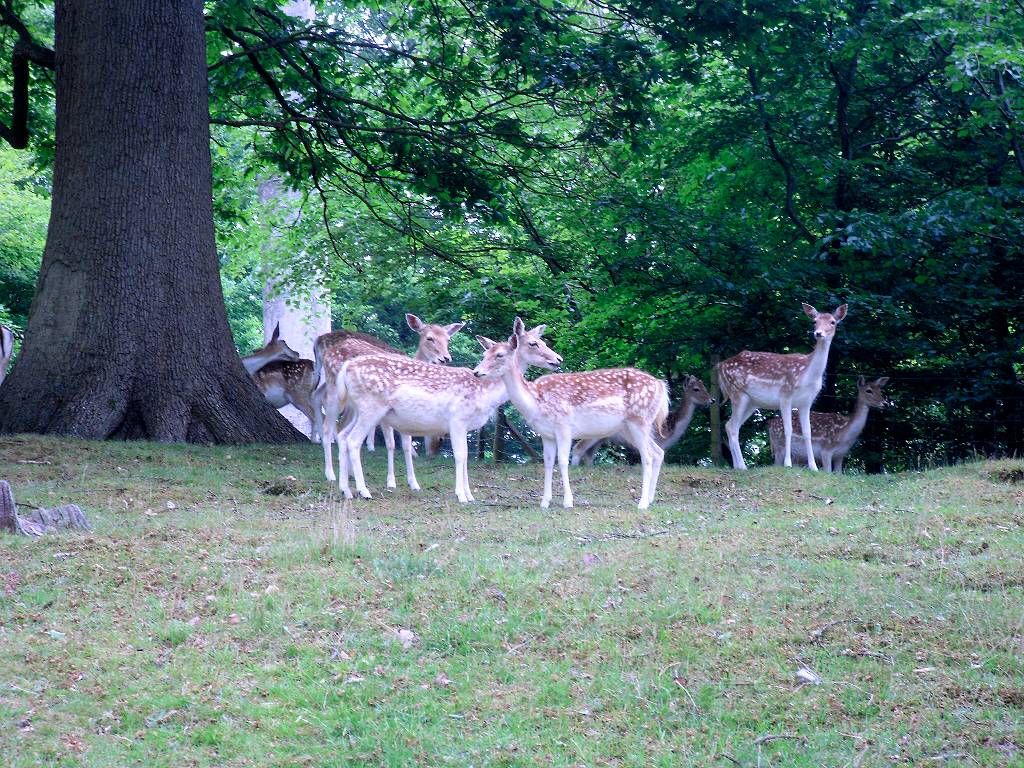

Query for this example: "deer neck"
[501,353,540,421]
[658,398,697,450]
[801,335,833,386]
[841,394,872,444]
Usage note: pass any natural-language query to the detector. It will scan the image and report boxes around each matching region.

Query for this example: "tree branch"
[746,66,818,246]
[0,1,55,149]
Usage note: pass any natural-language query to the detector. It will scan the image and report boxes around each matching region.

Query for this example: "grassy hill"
[1,436,1022,766]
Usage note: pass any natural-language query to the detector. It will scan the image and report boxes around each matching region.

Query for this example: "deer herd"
[230,301,890,509]
[0,303,889,507]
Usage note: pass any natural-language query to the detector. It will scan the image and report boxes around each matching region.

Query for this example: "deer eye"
[830,320,836,325]
[496,353,505,359]
[529,341,538,347]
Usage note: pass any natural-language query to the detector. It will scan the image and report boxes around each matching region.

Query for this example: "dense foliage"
[2,0,1021,466]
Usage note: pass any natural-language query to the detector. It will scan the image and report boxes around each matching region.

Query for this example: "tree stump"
[0,480,91,537]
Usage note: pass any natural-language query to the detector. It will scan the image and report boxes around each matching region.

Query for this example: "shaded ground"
[1,436,1022,766]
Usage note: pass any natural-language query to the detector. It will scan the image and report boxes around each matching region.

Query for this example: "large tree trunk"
[0,0,300,443]
[259,177,331,438]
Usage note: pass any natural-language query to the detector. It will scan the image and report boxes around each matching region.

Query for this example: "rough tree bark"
[0,0,301,443]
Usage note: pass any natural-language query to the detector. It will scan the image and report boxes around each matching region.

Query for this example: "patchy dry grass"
[1,435,1022,766]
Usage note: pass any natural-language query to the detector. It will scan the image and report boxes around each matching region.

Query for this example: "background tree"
[1,0,1020,465]
[0,0,655,441]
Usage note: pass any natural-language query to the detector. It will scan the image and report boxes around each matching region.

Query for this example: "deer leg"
[329,406,357,481]
[556,429,574,508]
[834,453,845,474]
[309,387,324,445]
[459,436,474,502]
[450,425,471,503]
[779,397,794,467]
[647,436,665,508]
[821,450,833,473]
[337,403,371,498]
[324,433,335,483]
[336,416,353,499]
[365,427,376,452]
[725,396,754,470]
[540,436,556,508]
[798,406,817,471]
[642,426,665,507]
[321,385,340,482]
[624,421,655,509]
[346,409,383,499]
[401,433,420,490]
[382,425,397,489]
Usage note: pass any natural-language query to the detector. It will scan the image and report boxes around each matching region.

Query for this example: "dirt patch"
[815,546,894,564]
[990,467,1024,484]
[1000,688,1024,709]
[679,475,727,489]
[259,476,308,496]
[963,570,1024,592]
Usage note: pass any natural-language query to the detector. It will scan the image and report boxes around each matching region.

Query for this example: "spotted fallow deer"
[252,360,323,440]
[571,375,714,465]
[474,328,669,510]
[0,325,14,387]
[717,303,848,470]
[324,318,561,502]
[768,375,889,472]
[240,324,323,440]
[315,314,465,485]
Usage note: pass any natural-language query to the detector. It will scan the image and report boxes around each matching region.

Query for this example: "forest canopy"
[1,0,1022,465]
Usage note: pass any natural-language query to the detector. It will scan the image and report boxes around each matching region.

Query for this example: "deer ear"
[513,316,525,336]
[876,376,889,386]
[475,335,495,350]
[509,334,519,349]
[530,324,547,336]
[858,375,866,387]
[834,304,848,322]
[270,323,280,341]
[445,322,466,337]
[405,313,425,333]
[802,303,818,319]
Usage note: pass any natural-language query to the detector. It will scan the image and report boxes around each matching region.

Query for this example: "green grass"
[1,435,1022,766]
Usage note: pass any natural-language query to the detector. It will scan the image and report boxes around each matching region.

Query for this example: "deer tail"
[713,362,732,405]
[653,379,670,438]
[315,357,347,415]
[312,336,326,390]
[335,361,350,409]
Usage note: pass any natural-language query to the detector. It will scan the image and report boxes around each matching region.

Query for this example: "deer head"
[265,323,300,362]
[683,375,714,406]
[473,317,562,377]
[857,375,891,408]
[406,313,465,364]
[241,323,300,375]
[802,303,848,342]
